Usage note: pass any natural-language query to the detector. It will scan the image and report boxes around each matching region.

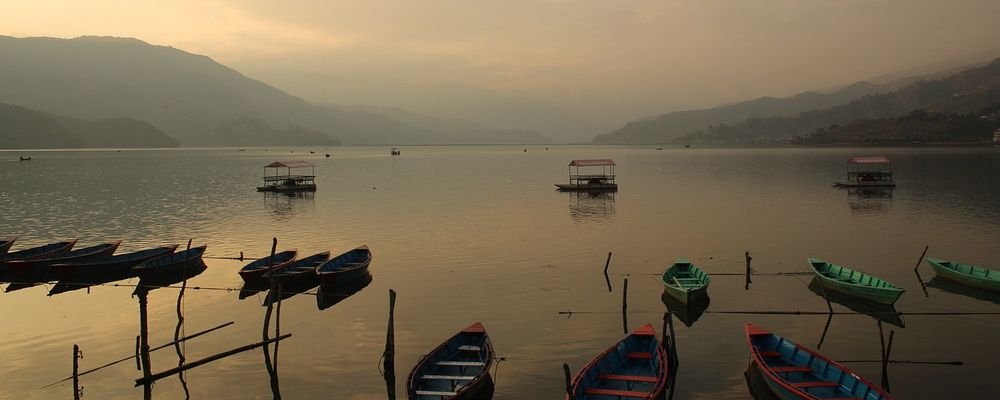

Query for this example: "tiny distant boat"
[807,258,904,305]
[1,241,121,281]
[317,245,371,288]
[0,240,77,268]
[19,156,32,161]
[744,323,893,400]
[661,259,710,304]
[133,245,207,280]
[407,322,495,400]
[391,147,401,155]
[566,324,668,400]
[0,237,15,255]
[832,156,896,188]
[555,159,618,192]
[50,245,179,280]
[263,251,330,285]
[238,250,298,286]
[925,257,1000,292]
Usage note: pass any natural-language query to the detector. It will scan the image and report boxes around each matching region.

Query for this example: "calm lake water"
[1,145,999,399]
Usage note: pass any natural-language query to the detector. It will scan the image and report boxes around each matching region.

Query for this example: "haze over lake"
[2,146,999,399]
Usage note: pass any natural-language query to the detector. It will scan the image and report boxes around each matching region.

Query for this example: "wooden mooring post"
[745,251,753,290]
[383,289,397,400]
[621,277,629,334]
[563,363,573,397]
[72,344,81,400]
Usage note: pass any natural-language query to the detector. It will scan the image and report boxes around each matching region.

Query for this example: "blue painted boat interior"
[750,331,888,400]
[242,250,297,272]
[140,246,207,268]
[571,332,663,400]
[411,329,490,399]
[318,248,370,273]
[273,252,329,276]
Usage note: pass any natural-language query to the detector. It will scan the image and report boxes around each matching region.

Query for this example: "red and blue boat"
[566,324,669,400]
[407,322,495,400]
[744,323,893,400]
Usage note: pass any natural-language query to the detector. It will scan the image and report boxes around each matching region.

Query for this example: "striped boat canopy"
[569,159,616,167]
[848,156,890,164]
[264,160,315,168]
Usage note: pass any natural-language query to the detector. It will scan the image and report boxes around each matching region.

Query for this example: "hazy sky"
[4,0,1000,131]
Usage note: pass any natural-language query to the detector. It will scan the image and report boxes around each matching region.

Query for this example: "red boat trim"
[407,323,494,400]
[566,324,668,400]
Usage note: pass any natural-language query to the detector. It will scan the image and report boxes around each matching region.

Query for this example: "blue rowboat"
[925,257,1000,293]
[661,259,710,304]
[2,241,121,282]
[316,245,371,288]
[0,240,77,264]
[0,237,15,255]
[263,251,329,284]
[567,324,669,400]
[407,322,495,400]
[238,249,298,286]
[133,245,207,279]
[50,245,178,280]
[807,258,904,305]
[744,323,893,400]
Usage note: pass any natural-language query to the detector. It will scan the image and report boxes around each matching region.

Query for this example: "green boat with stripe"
[925,257,1000,293]
[807,258,904,305]
[661,259,710,304]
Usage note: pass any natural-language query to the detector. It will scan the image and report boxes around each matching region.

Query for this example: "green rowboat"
[661,259,710,304]
[807,258,904,305]
[925,257,1000,293]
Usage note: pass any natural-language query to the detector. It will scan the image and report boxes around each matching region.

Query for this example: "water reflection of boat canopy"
[555,159,618,191]
[257,160,317,192]
[833,156,895,187]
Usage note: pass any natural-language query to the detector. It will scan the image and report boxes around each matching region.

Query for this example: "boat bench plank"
[758,351,782,357]
[626,352,653,359]
[583,388,652,397]
[457,345,481,351]
[414,390,459,396]
[420,375,476,380]
[770,366,811,373]
[435,361,485,367]
[599,374,659,383]
[791,381,841,388]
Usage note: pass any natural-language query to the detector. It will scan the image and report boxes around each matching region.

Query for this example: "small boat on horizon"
[925,257,1000,293]
[807,257,904,305]
[566,324,669,400]
[744,323,893,400]
[661,259,710,304]
[407,322,495,400]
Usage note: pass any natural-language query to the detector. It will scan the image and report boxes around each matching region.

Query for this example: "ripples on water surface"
[1,146,999,399]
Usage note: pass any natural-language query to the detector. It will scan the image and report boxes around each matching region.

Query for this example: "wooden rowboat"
[0,240,77,264]
[745,323,893,400]
[566,324,669,400]
[133,245,207,279]
[238,249,298,286]
[807,258,904,305]
[263,251,329,285]
[316,245,371,288]
[925,257,1000,293]
[661,259,710,304]
[407,322,495,400]
[50,245,178,280]
[1,241,121,282]
[0,237,15,255]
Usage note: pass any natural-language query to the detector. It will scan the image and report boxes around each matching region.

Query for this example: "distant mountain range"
[0,102,177,148]
[0,35,551,148]
[596,56,1000,145]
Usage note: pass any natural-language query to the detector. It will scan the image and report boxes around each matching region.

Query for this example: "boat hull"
[926,257,1000,292]
[808,258,904,305]
[833,181,896,188]
[555,183,618,192]
[317,246,372,290]
[407,323,495,400]
[0,238,15,255]
[661,259,710,305]
[567,324,668,400]
[238,250,298,286]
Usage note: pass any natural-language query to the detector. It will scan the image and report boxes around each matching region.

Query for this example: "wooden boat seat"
[583,388,651,397]
[770,366,811,373]
[435,361,485,367]
[599,374,659,383]
[420,375,476,380]
[414,390,459,396]
[758,351,782,357]
[791,381,840,388]
[626,352,653,359]
[457,345,481,351]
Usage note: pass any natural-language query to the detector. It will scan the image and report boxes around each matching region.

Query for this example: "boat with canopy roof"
[832,156,895,187]
[257,160,317,192]
[555,159,618,192]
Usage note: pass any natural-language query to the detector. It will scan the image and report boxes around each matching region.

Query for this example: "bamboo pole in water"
[135,334,291,386]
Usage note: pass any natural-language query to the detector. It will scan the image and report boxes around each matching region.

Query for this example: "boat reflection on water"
[807,278,905,328]
[317,272,373,310]
[660,289,710,327]
[567,191,616,223]
[927,277,1000,305]
[845,187,893,216]
[264,191,315,217]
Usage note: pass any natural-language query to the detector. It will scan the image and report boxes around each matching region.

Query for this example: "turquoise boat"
[661,259,710,304]
[925,257,1000,293]
[807,258,904,305]
[745,323,893,400]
